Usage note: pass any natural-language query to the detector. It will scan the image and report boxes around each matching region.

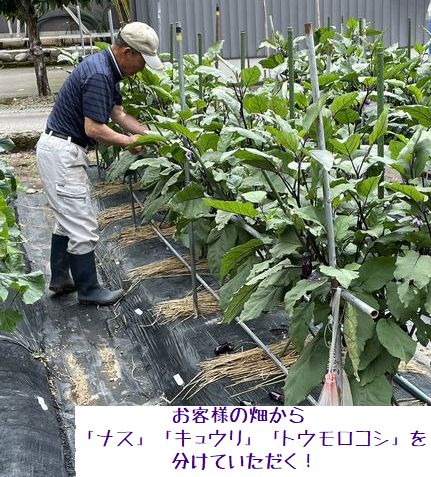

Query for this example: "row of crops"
[99,18,431,405]
[0,138,44,332]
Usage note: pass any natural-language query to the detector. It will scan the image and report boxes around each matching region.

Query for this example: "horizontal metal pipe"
[393,374,431,406]
[146,217,318,405]
[341,289,379,319]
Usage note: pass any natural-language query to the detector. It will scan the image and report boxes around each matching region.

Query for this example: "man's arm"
[84,117,140,148]
[110,105,149,135]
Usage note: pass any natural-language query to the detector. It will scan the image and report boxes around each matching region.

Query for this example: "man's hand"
[127,134,144,155]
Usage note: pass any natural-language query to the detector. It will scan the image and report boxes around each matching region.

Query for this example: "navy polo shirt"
[47,48,123,147]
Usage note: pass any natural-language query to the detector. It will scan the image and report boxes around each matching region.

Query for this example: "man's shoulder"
[77,50,111,78]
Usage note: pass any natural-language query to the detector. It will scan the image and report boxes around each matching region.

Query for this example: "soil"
[3,149,42,191]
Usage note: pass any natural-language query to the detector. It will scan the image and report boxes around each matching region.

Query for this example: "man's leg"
[36,134,123,306]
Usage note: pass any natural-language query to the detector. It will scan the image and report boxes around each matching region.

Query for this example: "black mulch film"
[1,163,430,477]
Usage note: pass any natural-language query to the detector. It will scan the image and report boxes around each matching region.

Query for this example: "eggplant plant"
[107,22,431,405]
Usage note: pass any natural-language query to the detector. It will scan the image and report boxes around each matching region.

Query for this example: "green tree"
[0,1,98,96]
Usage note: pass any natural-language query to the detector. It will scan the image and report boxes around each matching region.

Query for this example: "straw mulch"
[98,203,142,229]
[179,339,300,400]
[128,256,208,285]
[152,291,219,325]
[92,183,129,198]
[114,225,175,248]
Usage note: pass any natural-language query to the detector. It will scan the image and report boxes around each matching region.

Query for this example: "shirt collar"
[106,47,124,82]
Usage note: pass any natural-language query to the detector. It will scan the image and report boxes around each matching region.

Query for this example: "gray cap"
[120,22,164,70]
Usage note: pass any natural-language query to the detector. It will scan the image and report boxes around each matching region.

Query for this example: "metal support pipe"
[148,221,318,406]
[393,374,431,406]
[376,46,385,198]
[177,22,199,318]
[7,19,13,37]
[95,145,101,179]
[305,22,336,268]
[341,289,379,319]
[16,19,21,38]
[287,27,295,120]
[315,0,321,29]
[108,8,115,44]
[76,4,85,56]
[128,174,138,228]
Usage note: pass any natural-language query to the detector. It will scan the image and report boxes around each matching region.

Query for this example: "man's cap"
[120,22,164,70]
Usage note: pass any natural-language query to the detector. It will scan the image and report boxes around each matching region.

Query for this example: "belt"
[45,127,88,150]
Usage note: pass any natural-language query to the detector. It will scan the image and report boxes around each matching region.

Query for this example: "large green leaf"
[219,257,256,310]
[358,349,400,386]
[354,256,396,292]
[239,276,285,322]
[386,281,422,322]
[329,134,361,157]
[220,239,264,280]
[0,310,22,332]
[207,225,238,278]
[334,215,354,242]
[349,375,393,405]
[243,93,269,114]
[356,176,380,199]
[368,108,388,146]
[385,183,427,203]
[309,150,334,172]
[319,265,359,288]
[344,303,376,381]
[223,283,258,323]
[283,333,329,405]
[400,105,431,127]
[289,301,314,353]
[127,133,168,149]
[156,122,198,142]
[394,250,431,290]
[284,278,329,314]
[6,271,45,305]
[203,199,257,218]
[235,149,277,172]
[266,128,299,153]
[129,156,173,170]
[171,183,205,203]
[330,92,358,118]
[376,319,417,363]
[240,66,261,88]
[302,93,330,132]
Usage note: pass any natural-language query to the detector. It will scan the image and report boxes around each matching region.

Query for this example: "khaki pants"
[36,132,99,255]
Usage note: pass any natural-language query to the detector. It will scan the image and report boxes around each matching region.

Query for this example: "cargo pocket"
[55,183,89,216]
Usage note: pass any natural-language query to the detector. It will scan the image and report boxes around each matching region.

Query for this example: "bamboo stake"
[240,31,247,71]
[170,23,174,64]
[407,18,412,59]
[198,32,203,99]
[215,4,221,68]
[177,22,199,318]
[287,27,295,120]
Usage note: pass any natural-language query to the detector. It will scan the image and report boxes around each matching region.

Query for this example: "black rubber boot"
[49,234,76,295]
[68,250,124,306]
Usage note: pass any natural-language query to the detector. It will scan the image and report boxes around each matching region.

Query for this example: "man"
[36,22,163,306]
